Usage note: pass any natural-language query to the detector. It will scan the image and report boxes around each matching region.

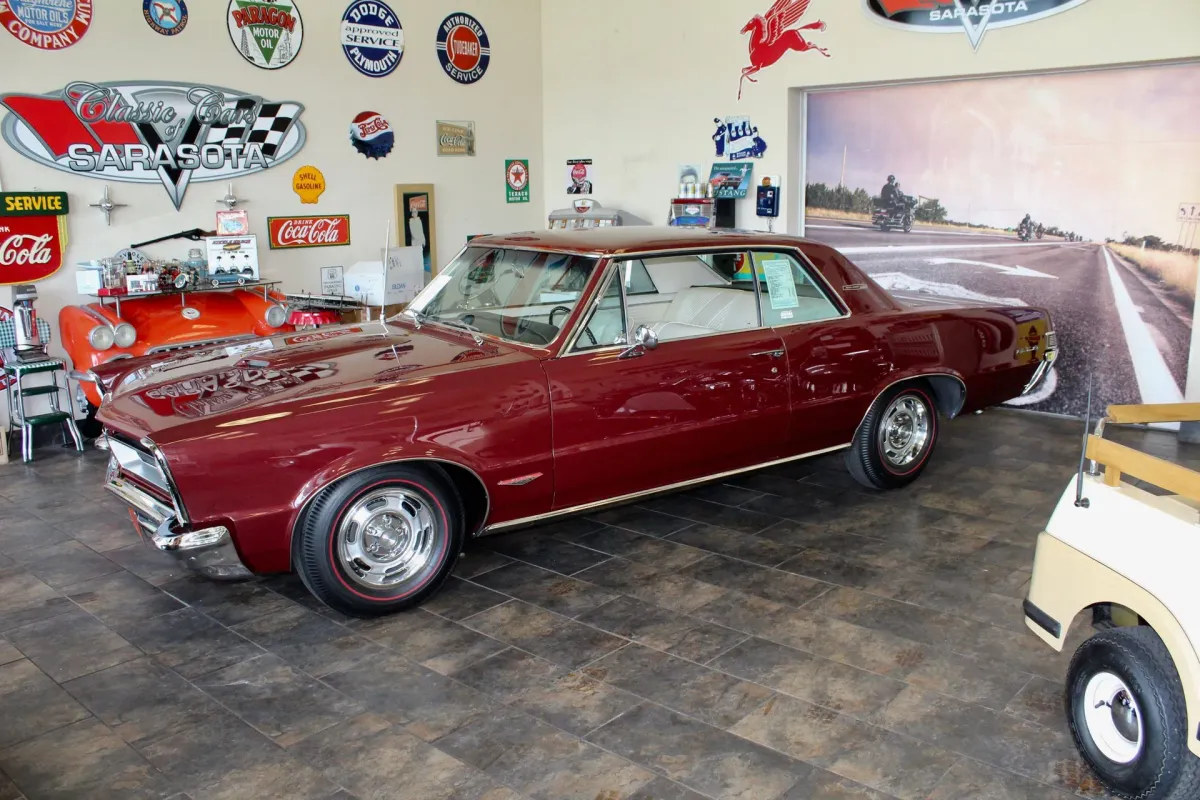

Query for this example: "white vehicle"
[1025,403,1200,800]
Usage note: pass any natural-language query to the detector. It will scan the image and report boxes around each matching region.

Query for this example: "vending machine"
[548,199,626,230]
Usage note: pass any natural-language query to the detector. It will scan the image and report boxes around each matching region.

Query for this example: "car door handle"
[750,349,785,359]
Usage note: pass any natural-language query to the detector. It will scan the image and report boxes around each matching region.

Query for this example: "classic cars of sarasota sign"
[0,81,306,209]
[863,0,1093,49]
[267,215,351,249]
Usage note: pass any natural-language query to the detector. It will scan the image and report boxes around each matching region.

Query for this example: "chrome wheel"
[878,394,930,469]
[336,487,438,590]
[1084,671,1143,764]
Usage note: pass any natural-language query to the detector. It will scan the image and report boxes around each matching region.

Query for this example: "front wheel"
[295,465,464,616]
[903,216,913,233]
[846,382,939,489]
[1067,627,1200,800]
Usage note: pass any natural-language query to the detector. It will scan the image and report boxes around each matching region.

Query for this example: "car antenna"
[379,218,391,330]
[1074,375,1092,508]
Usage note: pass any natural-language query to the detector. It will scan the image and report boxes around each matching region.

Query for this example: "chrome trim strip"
[105,475,173,531]
[80,305,117,330]
[563,260,620,355]
[142,438,191,526]
[481,442,851,535]
[147,334,257,355]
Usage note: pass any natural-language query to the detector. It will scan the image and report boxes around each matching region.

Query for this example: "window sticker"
[762,259,799,310]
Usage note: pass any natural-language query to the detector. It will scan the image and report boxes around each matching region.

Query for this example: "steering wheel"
[548,305,572,328]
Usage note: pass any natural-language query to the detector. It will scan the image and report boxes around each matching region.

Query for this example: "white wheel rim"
[1083,671,1143,764]
[336,487,438,590]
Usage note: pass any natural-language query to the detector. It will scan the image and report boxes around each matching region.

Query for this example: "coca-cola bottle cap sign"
[0,191,70,286]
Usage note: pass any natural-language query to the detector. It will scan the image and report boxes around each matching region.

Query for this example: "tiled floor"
[0,409,1181,800]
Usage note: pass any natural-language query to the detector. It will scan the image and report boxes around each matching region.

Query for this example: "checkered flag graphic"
[205,100,301,158]
[245,103,302,158]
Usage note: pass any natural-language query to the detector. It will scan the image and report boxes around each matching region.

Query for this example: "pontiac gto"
[88,228,1058,615]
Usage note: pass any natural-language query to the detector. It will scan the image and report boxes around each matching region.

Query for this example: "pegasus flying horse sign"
[739,0,830,101]
[863,0,1093,50]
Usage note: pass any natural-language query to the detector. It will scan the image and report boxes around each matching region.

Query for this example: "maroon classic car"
[88,228,1057,615]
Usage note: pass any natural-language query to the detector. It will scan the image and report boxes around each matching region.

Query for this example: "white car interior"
[410,246,842,350]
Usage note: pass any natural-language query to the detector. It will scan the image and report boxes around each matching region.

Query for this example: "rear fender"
[1026,533,1200,758]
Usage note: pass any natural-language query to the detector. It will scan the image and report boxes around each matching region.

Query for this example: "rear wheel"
[846,382,938,490]
[1067,627,1200,800]
[296,465,464,616]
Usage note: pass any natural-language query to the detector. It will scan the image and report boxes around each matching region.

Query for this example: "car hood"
[96,321,528,442]
[102,291,276,352]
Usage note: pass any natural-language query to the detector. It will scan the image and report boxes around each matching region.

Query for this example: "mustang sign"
[0,81,306,210]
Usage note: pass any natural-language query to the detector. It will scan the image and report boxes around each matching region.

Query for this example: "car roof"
[466,227,818,257]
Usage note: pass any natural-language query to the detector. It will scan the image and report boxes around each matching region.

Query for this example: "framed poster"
[393,184,437,280]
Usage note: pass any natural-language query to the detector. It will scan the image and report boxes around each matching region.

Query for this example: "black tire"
[1066,627,1200,800]
[79,402,103,440]
[845,382,939,490]
[295,465,464,616]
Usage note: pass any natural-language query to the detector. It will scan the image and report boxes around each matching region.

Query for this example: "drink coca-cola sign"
[0,191,69,285]
[267,215,351,250]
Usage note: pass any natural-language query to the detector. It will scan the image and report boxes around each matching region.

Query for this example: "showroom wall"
[539,0,1200,230]
[0,0,545,355]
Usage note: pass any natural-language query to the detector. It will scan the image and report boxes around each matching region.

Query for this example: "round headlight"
[88,325,115,351]
[265,304,288,328]
[113,322,137,349]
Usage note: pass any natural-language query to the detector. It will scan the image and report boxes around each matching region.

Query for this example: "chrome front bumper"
[1022,332,1058,396]
[105,469,251,581]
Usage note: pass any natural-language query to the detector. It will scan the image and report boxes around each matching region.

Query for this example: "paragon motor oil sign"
[0,81,306,210]
[864,0,1093,49]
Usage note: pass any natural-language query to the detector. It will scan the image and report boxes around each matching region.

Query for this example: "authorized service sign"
[863,0,1093,49]
[0,191,70,286]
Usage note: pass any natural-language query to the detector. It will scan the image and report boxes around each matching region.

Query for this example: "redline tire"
[1067,627,1200,800]
[845,382,939,490]
[296,465,464,616]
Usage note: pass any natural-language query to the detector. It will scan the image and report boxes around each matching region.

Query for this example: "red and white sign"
[267,215,351,250]
[1,0,93,50]
[0,216,65,285]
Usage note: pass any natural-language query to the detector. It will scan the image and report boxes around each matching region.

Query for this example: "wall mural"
[0,81,306,210]
[863,0,1093,50]
[739,0,829,100]
[802,63,1200,418]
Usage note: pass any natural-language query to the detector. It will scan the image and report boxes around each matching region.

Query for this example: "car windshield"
[400,247,600,347]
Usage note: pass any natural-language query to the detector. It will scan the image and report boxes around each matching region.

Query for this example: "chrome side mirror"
[619,325,658,359]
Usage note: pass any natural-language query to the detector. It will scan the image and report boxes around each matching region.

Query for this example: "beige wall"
[0,1,544,358]
[540,0,1200,230]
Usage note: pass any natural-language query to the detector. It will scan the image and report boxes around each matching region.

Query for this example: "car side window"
[571,267,627,351]
[623,259,657,295]
[750,252,842,327]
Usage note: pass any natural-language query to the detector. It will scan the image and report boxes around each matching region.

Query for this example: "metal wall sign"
[0,192,70,286]
[0,81,306,210]
[267,215,350,249]
[144,0,188,36]
[341,0,403,77]
[1,0,93,50]
[436,121,475,156]
[506,159,529,203]
[227,0,304,69]
[863,0,1093,49]
[436,13,490,84]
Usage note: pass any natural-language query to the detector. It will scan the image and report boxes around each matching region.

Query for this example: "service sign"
[1,0,92,50]
[268,215,351,249]
[341,0,403,77]
[0,81,306,210]
[0,191,70,286]
[863,0,1093,49]
[436,13,490,84]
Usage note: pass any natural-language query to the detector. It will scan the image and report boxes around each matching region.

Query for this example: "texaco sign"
[864,0,1093,49]
[0,81,306,210]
